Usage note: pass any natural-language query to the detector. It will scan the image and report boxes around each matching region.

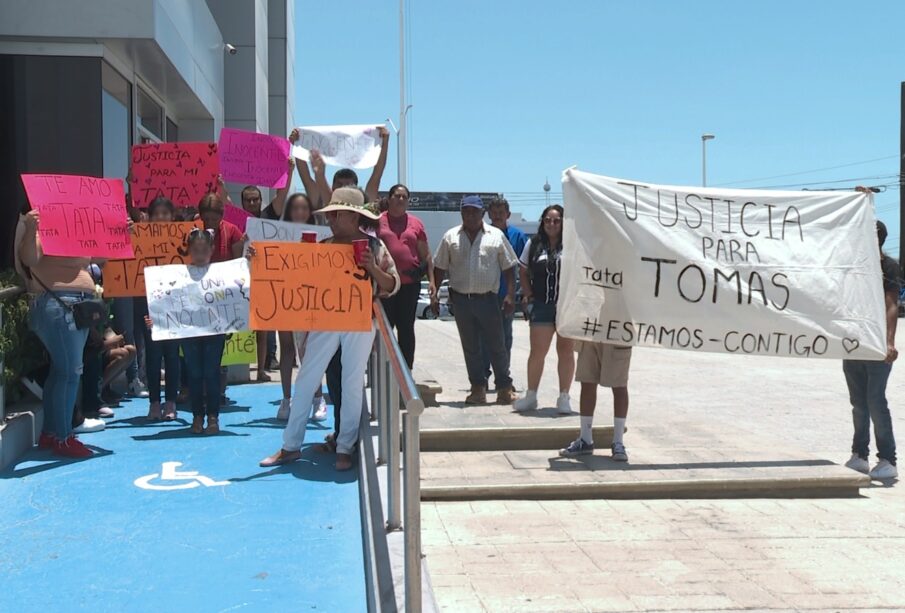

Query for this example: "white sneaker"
[97,406,114,418]
[276,399,291,421]
[869,459,898,480]
[555,394,572,415]
[513,395,538,412]
[73,417,106,434]
[312,397,328,422]
[128,379,149,399]
[844,454,870,474]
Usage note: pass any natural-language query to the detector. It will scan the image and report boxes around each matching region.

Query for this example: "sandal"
[146,402,162,422]
[259,448,302,467]
[204,415,220,435]
[315,434,337,454]
[256,372,272,382]
[191,415,204,434]
[335,453,354,471]
[162,401,177,421]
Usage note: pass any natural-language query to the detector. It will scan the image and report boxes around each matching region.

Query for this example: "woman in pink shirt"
[377,184,434,368]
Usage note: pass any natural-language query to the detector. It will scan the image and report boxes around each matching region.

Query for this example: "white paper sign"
[245,217,332,244]
[291,124,382,169]
[145,258,251,341]
[557,168,888,360]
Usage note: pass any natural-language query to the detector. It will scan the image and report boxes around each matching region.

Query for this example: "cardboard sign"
[557,168,887,360]
[130,142,220,208]
[249,242,372,332]
[21,174,132,258]
[218,127,291,188]
[291,124,382,169]
[223,204,255,233]
[104,222,194,297]
[221,331,257,365]
[245,218,332,244]
[145,258,251,341]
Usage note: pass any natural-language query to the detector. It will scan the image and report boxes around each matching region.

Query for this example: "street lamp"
[543,178,551,205]
[701,133,715,187]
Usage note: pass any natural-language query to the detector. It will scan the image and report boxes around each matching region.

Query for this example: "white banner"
[245,217,332,244]
[558,168,887,360]
[291,124,382,169]
[145,258,251,341]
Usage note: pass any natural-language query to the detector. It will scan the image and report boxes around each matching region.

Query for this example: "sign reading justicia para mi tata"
[557,168,887,360]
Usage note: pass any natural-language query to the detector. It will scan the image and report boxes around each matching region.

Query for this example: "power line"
[714,155,901,187]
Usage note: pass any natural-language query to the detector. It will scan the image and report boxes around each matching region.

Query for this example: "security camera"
[224,44,237,55]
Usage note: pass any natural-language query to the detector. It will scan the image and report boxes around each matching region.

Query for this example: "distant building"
[0,0,295,268]
[380,191,537,253]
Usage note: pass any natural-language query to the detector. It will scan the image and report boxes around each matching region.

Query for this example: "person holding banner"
[432,196,519,405]
[146,227,227,434]
[306,126,391,208]
[513,205,575,414]
[843,218,900,480]
[15,207,96,458]
[197,192,246,263]
[141,197,182,421]
[259,187,400,471]
[378,183,434,368]
[273,192,328,422]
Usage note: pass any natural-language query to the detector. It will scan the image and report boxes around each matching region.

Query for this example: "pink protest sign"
[21,174,133,259]
[223,203,255,232]
[130,142,220,208]
[218,127,291,188]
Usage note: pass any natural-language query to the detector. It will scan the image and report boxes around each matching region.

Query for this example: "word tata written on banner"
[21,174,133,259]
[291,124,382,169]
[144,258,250,341]
[218,127,290,188]
[557,168,888,359]
[250,242,373,332]
[130,142,219,208]
[105,222,194,297]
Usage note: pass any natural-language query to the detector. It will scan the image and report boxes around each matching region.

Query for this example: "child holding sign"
[259,187,400,471]
[146,228,226,435]
[142,197,182,422]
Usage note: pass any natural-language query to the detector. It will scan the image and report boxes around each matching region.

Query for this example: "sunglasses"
[543,218,562,225]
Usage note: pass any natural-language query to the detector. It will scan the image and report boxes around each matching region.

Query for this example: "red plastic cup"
[352,239,369,264]
[301,231,318,243]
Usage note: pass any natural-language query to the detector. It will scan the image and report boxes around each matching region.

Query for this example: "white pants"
[283,326,376,455]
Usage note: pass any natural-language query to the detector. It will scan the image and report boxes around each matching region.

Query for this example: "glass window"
[166,117,178,142]
[102,62,131,180]
[138,87,164,140]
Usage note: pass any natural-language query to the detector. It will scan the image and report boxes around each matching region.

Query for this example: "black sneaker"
[265,354,279,371]
[559,437,594,458]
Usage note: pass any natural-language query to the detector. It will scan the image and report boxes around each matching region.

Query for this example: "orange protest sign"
[104,222,194,297]
[249,242,373,332]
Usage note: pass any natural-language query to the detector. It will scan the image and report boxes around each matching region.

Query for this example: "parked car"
[418,280,452,319]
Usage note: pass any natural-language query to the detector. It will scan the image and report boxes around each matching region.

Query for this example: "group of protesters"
[13,127,899,480]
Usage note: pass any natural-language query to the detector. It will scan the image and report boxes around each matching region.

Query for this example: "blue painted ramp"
[0,383,367,612]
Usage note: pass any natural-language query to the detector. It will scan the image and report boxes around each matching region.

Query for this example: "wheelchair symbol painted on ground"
[134,461,231,491]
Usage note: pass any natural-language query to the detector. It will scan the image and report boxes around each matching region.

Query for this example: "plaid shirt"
[434,223,518,294]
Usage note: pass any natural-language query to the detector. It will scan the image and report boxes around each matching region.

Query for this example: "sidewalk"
[415,318,905,612]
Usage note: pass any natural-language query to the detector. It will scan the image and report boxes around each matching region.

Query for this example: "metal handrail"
[371,301,424,613]
[0,285,26,420]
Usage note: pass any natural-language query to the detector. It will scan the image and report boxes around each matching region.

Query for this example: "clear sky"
[294,0,904,248]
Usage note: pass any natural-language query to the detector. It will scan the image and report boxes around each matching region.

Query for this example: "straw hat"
[319,187,379,220]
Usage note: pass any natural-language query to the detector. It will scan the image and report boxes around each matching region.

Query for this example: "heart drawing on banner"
[842,338,860,353]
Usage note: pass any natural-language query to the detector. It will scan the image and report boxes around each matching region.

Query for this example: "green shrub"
[0,269,47,403]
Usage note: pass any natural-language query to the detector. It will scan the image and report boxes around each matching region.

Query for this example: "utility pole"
[398,0,407,186]
[701,133,715,187]
[900,82,904,264]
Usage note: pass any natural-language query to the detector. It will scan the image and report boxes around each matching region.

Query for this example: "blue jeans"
[28,292,90,440]
[452,291,512,390]
[843,360,897,465]
[182,335,226,417]
[480,297,513,387]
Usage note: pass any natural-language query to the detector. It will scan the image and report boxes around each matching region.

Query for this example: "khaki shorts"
[575,342,632,388]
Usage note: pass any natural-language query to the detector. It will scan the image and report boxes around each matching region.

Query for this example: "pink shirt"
[377,212,427,285]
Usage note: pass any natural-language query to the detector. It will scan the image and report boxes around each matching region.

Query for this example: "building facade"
[0,0,295,268]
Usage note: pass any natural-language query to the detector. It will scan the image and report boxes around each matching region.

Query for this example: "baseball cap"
[461,195,484,209]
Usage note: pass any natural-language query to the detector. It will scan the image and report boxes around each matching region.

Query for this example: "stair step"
[420,449,868,501]
[420,425,615,452]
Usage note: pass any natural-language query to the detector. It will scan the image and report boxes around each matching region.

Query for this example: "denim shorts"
[529,302,557,326]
